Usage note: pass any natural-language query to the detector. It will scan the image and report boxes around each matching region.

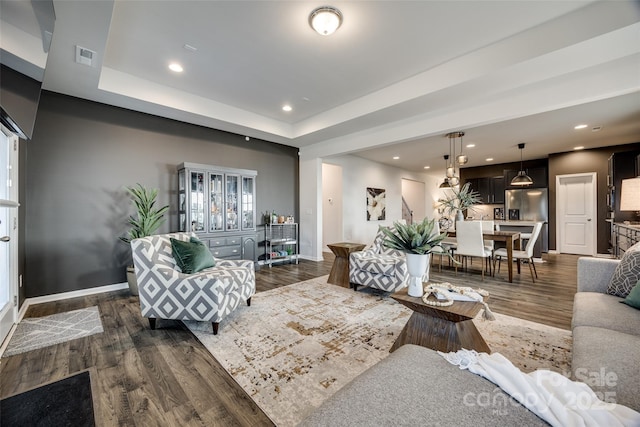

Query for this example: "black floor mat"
[1,370,95,427]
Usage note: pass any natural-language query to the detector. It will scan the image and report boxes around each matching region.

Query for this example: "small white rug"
[2,306,104,358]
[185,277,572,426]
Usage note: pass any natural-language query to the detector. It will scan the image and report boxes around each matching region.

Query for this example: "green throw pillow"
[621,280,640,310]
[170,237,215,274]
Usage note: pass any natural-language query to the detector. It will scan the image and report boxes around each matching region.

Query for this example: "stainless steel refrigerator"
[505,188,549,255]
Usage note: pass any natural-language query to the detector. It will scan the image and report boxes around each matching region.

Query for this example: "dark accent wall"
[24,91,299,298]
[548,142,640,254]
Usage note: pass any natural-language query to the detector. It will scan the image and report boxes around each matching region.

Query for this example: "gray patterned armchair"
[131,232,255,335]
[349,227,409,293]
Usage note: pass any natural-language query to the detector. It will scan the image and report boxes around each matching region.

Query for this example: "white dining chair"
[430,220,454,271]
[453,220,493,280]
[493,222,543,282]
[480,220,495,254]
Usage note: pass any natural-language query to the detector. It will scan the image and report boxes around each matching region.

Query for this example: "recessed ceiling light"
[574,124,588,130]
[168,63,183,72]
[574,146,585,150]
[486,158,494,162]
[392,156,400,160]
[466,144,476,148]
[282,105,292,112]
[423,166,430,169]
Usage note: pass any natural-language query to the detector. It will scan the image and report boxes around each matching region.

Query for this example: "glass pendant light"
[439,155,451,188]
[511,143,533,186]
[456,132,468,165]
[445,132,462,186]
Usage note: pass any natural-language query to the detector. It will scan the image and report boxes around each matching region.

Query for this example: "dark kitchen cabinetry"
[504,167,548,189]
[467,177,504,204]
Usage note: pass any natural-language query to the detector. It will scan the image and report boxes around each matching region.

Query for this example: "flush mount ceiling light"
[309,6,343,35]
[511,143,533,186]
[168,62,183,72]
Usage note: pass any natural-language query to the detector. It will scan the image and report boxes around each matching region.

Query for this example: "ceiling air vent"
[75,46,96,67]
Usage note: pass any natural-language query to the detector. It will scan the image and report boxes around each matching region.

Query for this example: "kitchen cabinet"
[177,162,258,261]
[467,177,504,204]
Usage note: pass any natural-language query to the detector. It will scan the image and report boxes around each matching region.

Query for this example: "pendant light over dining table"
[511,143,533,186]
[439,155,451,188]
[445,132,465,187]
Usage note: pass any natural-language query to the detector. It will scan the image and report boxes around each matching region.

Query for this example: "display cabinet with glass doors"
[177,163,257,262]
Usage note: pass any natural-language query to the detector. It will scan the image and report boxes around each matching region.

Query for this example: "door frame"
[0,125,19,348]
[555,172,597,256]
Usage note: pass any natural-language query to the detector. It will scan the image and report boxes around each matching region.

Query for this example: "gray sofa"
[300,344,548,426]
[573,257,640,412]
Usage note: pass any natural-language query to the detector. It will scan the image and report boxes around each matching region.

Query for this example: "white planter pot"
[126,266,139,296]
[405,253,430,297]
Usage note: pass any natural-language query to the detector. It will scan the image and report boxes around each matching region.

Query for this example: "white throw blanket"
[438,349,640,427]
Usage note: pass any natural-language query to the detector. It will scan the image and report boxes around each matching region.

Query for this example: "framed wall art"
[366,187,386,221]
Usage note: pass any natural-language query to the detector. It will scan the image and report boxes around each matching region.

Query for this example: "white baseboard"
[1,282,128,358]
[298,254,325,262]
[17,282,129,323]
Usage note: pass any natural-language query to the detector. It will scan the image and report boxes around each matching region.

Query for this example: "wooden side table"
[327,242,366,288]
[390,287,491,354]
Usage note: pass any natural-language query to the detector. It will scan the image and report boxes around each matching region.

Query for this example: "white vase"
[456,210,464,223]
[405,253,430,297]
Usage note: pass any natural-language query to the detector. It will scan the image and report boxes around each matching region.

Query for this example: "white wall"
[402,178,426,223]
[323,155,444,247]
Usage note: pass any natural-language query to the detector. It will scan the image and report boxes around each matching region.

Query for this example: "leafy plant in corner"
[437,182,482,217]
[380,217,449,255]
[120,184,170,244]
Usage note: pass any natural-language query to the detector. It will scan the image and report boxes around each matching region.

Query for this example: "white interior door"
[556,173,596,256]
[0,127,18,346]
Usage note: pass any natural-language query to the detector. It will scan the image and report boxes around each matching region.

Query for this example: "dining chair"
[430,220,454,271]
[453,220,493,280]
[480,220,495,254]
[493,221,543,282]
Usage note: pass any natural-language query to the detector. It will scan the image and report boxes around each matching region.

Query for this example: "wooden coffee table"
[389,286,491,354]
[327,242,366,287]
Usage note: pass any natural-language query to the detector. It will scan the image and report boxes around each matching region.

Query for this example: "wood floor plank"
[1,253,580,425]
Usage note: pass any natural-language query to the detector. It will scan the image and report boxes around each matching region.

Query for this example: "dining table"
[447,229,521,282]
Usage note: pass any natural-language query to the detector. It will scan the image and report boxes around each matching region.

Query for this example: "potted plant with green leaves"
[438,182,482,223]
[380,217,451,297]
[120,184,169,295]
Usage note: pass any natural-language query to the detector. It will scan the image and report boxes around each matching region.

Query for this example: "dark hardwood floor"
[1,252,580,426]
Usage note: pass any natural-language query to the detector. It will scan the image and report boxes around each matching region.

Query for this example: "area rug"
[1,370,95,426]
[2,306,103,358]
[185,277,572,427]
